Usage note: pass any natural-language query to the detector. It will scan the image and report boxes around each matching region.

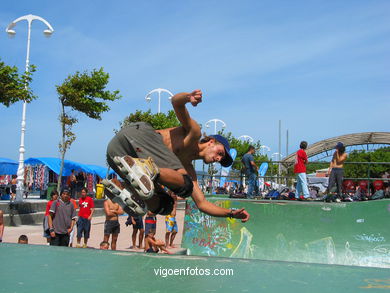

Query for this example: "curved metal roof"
[282,132,390,164]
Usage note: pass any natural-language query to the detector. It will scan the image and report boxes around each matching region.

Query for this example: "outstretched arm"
[171,90,202,137]
[186,164,250,222]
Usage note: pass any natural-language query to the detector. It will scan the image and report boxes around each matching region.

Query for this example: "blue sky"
[1,0,389,167]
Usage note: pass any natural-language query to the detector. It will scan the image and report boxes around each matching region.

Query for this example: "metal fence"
[196,160,390,194]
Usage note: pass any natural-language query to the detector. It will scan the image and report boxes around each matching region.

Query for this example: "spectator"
[68,198,78,247]
[10,175,17,201]
[326,142,348,202]
[165,193,178,248]
[144,211,157,238]
[103,198,124,250]
[144,229,171,254]
[0,210,4,243]
[294,141,311,200]
[43,190,59,244]
[18,234,28,244]
[76,187,95,248]
[100,241,109,250]
[241,145,259,198]
[126,215,144,250]
[48,189,77,246]
[67,169,77,199]
[76,172,85,197]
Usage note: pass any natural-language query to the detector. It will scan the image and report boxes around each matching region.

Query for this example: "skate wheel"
[112,189,121,196]
[113,157,122,164]
[131,179,139,187]
[101,179,110,187]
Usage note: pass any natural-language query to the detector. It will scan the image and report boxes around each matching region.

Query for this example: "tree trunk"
[57,104,66,193]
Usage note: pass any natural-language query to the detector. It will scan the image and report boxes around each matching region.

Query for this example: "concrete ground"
[1,210,185,253]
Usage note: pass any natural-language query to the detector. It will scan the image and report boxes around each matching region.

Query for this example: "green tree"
[56,68,121,192]
[119,109,180,131]
[0,59,36,106]
[344,147,390,179]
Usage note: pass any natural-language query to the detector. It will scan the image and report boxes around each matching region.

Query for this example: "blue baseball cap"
[209,134,233,167]
[335,142,344,149]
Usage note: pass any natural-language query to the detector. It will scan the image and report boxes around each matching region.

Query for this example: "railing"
[196,160,390,194]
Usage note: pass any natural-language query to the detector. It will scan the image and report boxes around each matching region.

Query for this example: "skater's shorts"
[104,220,120,235]
[165,216,178,233]
[106,122,184,172]
[77,217,91,239]
[146,247,158,253]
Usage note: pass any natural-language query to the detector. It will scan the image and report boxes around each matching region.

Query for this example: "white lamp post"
[238,135,254,143]
[145,88,174,113]
[205,119,226,134]
[6,14,54,202]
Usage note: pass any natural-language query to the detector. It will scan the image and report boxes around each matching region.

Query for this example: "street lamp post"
[145,88,174,113]
[6,14,54,202]
[205,119,226,134]
[238,135,254,143]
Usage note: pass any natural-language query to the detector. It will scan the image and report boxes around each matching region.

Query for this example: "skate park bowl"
[182,198,390,268]
[1,198,390,292]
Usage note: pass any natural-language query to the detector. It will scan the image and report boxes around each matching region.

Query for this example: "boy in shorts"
[144,228,171,254]
[165,193,178,248]
[127,215,144,249]
[103,198,124,250]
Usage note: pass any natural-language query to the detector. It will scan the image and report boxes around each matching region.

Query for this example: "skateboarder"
[103,89,250,222]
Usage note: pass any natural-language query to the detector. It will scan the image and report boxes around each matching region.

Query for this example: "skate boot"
[113,156,159,200]
[102,178,147,216]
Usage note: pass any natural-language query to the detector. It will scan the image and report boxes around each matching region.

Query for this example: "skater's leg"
[158,168,186,190]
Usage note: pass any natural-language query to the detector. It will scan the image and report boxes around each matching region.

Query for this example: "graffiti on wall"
[183,200,255,258]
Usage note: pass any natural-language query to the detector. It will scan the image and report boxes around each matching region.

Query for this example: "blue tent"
[24,157,114,177]
[0,157,18,175]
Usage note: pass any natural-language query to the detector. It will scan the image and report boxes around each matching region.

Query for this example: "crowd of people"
[45,187,179,253]
[227,141,390,202]
[1,185,180,254]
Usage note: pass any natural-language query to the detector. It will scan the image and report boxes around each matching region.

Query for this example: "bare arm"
[250,160,258,171]
[117,205,124,215]
[186,164,250,222]
[48,212,56,237]
[336,152,348,165]
[88,208,95,220]
[171,90,202,140]
[150,238,172,254]
[328,152,337,173]
[104,201,117,217]
[68,219,76,234]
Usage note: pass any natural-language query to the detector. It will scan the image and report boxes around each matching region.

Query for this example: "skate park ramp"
[1,243,389,293]
[182,198,390,268]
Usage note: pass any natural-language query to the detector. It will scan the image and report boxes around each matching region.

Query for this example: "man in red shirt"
[43,190,59,244]
[76,187,95,248]
[294,141,310,200]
